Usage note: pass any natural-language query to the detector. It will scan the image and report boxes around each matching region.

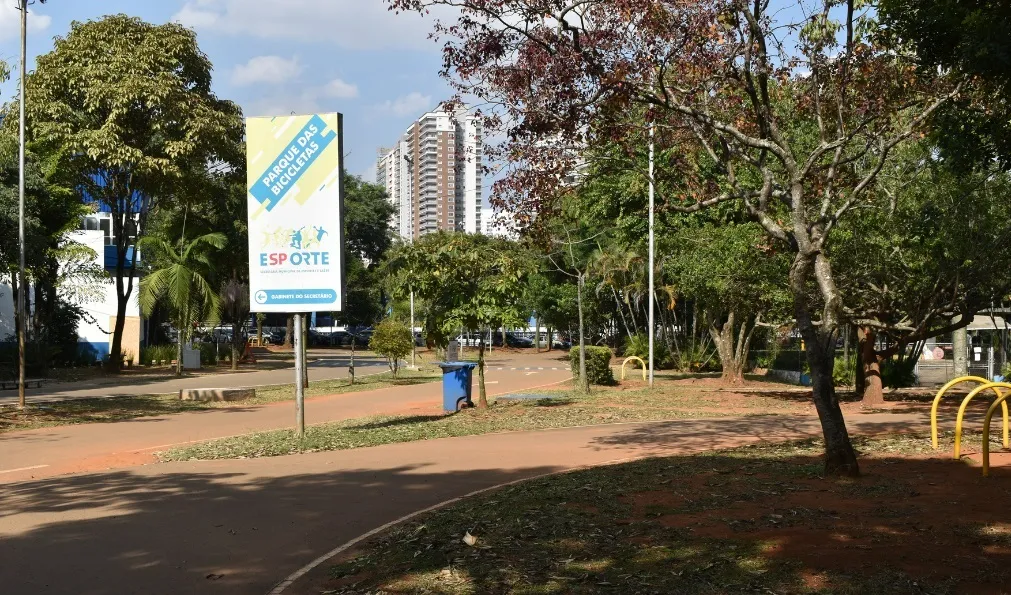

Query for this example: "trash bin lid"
[438,361,478,370]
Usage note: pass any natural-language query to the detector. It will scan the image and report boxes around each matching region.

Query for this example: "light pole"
[16,1,29,409]
[647,123,655,388]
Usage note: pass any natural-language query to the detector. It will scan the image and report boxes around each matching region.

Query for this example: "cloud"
[231,55,303,86]
[323,78,359,99]
[376,92,432,117]
[173,0,451,51]
[0,3,51,41]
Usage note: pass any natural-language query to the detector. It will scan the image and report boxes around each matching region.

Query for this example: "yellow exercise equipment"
[982,390,1011,476]
[931,376,1001,448]
[951,381,1010,459]
[621,356,647,381]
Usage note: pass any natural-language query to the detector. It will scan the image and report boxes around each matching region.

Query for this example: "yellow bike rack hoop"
[621,356,647,382]
[931,376,994,449]
[982,390,1011,477]
[950,381,1010,460]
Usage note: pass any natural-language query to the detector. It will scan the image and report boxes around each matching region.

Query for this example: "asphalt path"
[0,410,936,595]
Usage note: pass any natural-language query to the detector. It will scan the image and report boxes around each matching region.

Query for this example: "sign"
[246,113,344,312]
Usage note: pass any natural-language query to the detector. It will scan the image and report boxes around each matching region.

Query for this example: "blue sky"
[0,0,456,181]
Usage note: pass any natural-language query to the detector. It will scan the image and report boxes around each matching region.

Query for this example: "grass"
[0,368,440,434]
[158,383,805,461]
[316,433,1011,594]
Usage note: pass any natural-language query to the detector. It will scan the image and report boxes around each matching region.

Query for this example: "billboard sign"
[246,113,344,313]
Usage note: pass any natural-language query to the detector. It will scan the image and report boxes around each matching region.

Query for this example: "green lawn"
[315,433,1011,594]
[0,368,440,434]
[157,384,807,461]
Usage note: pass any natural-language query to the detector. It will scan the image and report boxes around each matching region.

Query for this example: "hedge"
[569,346,615,385]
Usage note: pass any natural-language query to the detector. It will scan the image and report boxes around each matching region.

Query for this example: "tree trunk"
[858,327,884,406]
[546,327,552,351]
[284,315,294,348]
[800,319,860,476]
[790,248,859,477]
[535,316,541,353]
[108,270,129,373]
[708,311,759,385]
[952,325,969,377]
[477,337,488,408]
[256,315,264,345]
[231,325,240,372]
[577,272,589,394]
[349,336,356,385]
[175,316,184,377]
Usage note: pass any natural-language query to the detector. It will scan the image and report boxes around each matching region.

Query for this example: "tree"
[390,0,968,475]
[879,0,1011,170]
[26,14,242,371]
[369,318,413,378]
[219,279,250,371]
[138,232,225,376]
[386,232,533,408]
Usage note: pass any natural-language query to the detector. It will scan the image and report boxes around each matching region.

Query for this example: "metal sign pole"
[294,313,305,439]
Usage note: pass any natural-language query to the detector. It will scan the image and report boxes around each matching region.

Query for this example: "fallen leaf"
[463,531,477,546]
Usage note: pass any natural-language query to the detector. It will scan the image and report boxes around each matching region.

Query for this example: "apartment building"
[377,105,483,239]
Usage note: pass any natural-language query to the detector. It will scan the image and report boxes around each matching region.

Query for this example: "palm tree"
[139,232,226,376]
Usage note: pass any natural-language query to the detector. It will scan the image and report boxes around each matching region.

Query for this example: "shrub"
[369,318,413,377]
[198,342,217,366]
[881,358,917,388]
[622,333,672,369]
[569,346,615,385]
[833,355,855,387]
[140,344,176,366]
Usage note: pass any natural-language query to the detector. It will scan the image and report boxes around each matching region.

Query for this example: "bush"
[570,346,615,385]
[198,342,217,366]
[622,333,672,369]
[881,358,917,388]
[369,318,413,377]
[140,344,176,366]
[833,356,855,387]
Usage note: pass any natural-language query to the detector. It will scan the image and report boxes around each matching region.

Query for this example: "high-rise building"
[377,105,483,239]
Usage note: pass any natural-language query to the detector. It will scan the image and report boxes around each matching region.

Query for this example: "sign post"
[246,113,345,438]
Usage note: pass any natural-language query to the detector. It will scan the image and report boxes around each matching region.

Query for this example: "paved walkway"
[0,410,935,595]
[0,350,391,405]
[0,352,574,483]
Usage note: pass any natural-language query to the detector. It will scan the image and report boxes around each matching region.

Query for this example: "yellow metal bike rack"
[931,376,991,448]
[951,382,1011,459]
[982,390,1011,476]
[621,356,647,381]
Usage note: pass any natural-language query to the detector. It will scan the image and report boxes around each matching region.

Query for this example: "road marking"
[0,464,48,475]
[526,372,538,376]
[485,381,500,385]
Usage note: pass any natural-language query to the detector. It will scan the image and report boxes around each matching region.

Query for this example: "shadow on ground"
[0,462,563,595]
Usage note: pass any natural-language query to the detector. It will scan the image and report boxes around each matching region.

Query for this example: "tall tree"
[386,232,533,407]
[390,0,965,475]
[25,14,242,371]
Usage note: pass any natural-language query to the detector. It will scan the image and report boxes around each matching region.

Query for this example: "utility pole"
[647,122,655,388]
[16,0,29,409]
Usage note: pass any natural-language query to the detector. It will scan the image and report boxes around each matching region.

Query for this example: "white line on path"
[0,464,48,475]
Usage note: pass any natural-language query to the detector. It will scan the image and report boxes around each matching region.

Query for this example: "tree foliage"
[369,318,414,377]
[25,14,242,370]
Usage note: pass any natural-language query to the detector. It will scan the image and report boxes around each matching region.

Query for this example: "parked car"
[492,332,534,348]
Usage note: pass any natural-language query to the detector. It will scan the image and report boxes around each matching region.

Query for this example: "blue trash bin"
[439,362,477,412]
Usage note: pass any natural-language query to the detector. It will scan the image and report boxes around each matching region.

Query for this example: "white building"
[376,105,484,238]
[0,211,142,364]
